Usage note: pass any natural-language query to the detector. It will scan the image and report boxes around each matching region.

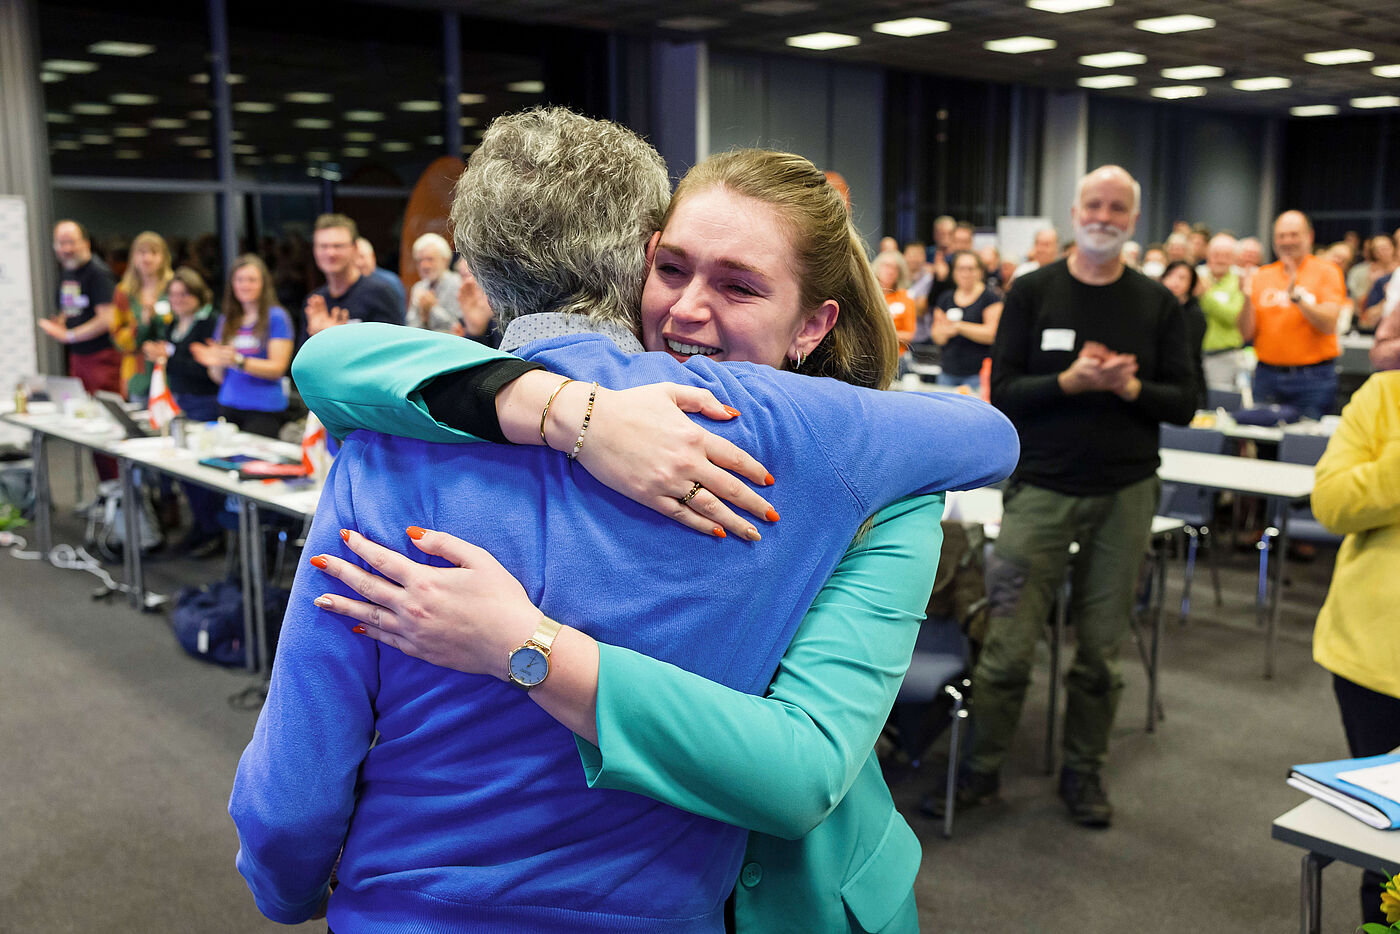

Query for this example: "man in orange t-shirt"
[1241,210,1346,419]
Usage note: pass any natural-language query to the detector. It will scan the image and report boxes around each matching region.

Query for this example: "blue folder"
[1288,753,1400,830]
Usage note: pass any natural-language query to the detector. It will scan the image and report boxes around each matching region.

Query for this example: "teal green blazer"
[293,326,942,933]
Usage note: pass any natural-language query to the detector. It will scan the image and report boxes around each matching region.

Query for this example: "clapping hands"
[305,294,350,335]
[1060,341,1140,399]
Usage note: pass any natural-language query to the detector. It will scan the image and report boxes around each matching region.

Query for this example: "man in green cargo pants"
[935,165,1196,827]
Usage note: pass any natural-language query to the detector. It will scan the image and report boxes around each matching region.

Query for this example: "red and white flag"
[147,360,182,430]
[301,411,329,477]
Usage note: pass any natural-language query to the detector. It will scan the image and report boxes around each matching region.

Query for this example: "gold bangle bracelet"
[538,377,574,447]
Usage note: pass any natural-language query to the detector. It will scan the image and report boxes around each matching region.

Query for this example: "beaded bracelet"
[539,377,574,446]
[568,382,600,460]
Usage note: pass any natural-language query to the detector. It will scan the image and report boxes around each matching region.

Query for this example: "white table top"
[1158,448,1315,500]
[2,409,324,518]
[1273,798,1400,873]
[943,487,1184,540]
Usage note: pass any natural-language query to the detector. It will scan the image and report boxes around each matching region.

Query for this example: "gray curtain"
[0,0,59,374]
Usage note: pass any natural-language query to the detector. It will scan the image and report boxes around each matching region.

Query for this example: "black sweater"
[990,260,1196,495]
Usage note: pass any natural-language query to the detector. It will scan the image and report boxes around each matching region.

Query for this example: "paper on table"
[1337,761,1400,805]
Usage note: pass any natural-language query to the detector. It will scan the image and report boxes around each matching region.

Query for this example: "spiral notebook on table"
[1287,752,1400,830]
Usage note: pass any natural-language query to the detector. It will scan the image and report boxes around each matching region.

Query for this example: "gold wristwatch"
[507,617,562,690]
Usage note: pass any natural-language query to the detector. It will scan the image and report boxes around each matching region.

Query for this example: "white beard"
[1075,222,1132,261]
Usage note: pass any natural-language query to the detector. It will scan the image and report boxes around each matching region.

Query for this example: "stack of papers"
[1288,753,1400,830]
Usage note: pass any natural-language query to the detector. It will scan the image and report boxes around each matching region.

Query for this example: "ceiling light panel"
[148,118,185,129]
[88,41,154,57]
[41,72,63,83]
[1079,51,1146,69]
[985,36,1057,54]
[399,100,441,112]
[345,131,376,141]
[1303,49,1373,66]
[1232,77,1292,91]
[1078,74,1137,89]
[785,32,860,51]
[234,101,276,113]
[1352,95,1400,108]
[344,110,385,122]
[43,59,98,74]
[1151,85,1206,99]
[71,102,114,115]
[1135,15,1215,34]
[286,92,332,104]
[1372,65,1400,78]
[114,126,148,137]
[873,18,950,37]
[1290,105,1338,116]
[1027,0,1113,12]
[506,80,545,93]
[1160,65,1224,80]
[458,93,486,105]
[295,118,332,129]
[110,93,157,106]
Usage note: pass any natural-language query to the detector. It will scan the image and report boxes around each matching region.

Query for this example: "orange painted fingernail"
[339,529,350,542]
[764,473,775,486]
[723,405,741,417]
[310,555,328,569]
[712,527,726,538]
[765,508,780,522]
[352,625,367,634]
[406,526,425,540]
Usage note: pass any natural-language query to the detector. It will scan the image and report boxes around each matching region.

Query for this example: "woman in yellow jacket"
[1311,369,1400,927]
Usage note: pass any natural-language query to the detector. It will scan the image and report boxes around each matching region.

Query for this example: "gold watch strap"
[526,617,562,655]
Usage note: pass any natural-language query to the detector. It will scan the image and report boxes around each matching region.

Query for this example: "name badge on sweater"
[1041,328,1075,352]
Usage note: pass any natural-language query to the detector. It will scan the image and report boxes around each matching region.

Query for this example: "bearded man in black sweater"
[937,165,1195,828]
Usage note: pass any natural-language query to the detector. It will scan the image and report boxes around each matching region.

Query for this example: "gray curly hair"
[449,107,670,331]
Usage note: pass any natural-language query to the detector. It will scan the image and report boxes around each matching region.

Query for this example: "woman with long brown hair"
[190,254,293,438]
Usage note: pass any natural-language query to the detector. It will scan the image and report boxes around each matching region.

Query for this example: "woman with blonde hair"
[873,248,918,350]
[190,255,293,438]
[243,117,1013,933]
[113,230,174,405]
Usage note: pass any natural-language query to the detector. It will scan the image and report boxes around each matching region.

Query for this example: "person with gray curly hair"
[450,106,668,335]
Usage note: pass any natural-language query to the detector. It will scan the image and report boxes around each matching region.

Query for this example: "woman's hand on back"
[498,373,780,541]
[311,527,541,677]
[576,383,779,541]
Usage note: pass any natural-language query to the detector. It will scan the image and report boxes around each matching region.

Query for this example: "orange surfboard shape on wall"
[400,155,467,290]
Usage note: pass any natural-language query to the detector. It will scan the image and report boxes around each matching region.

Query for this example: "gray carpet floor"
[0,442,1364,932]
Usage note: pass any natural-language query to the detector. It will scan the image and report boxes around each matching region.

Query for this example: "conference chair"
[1277,432,1343,548]
[1158,424,1226,624]
[894,616,971,838]
[1206,388,1243,412]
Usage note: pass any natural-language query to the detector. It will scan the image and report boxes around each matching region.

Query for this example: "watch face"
[509,646,548,687]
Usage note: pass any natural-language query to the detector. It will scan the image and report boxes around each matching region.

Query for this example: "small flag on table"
[147,360,182,430]
[301,412,329,477]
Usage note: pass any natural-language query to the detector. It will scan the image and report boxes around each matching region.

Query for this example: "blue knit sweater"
[230,333,1017,931]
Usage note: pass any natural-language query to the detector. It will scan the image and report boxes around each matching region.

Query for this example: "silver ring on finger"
[679,481,704,504]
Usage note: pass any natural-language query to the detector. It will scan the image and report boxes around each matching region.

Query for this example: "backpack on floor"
[171,580,290,667]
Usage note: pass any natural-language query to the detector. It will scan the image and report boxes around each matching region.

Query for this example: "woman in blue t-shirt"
[931,250,1003,390]
[192,254,293,438]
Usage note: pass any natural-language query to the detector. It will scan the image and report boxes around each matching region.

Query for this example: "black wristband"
[418,358,545,444]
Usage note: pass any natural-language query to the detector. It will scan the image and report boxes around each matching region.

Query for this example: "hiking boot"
[920,769,1000,819]
[1058,768,1113,828]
